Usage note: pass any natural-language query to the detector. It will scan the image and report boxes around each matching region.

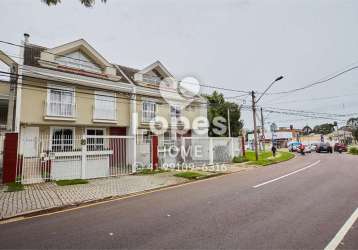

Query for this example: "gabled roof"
[22,39,179,88]
[115,64,139,80]
[0,50,17,67]
[114,65,137,84]
[138,60,173,78]
[46,39,112,68]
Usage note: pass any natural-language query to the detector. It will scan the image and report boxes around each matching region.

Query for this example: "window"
[170,105,181,119]
[48,86,75,117]
[86,128,105,151]
[94,91,116,120]
[163,131,176,149]
[51,128,74,152]
[142,101,156,122]
[55,51,102,73]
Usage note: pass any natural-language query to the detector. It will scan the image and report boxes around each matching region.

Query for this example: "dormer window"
[55,51,102,73]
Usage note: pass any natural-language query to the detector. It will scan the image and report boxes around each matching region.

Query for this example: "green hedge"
[349,147,358,155]
[232,155,248,163]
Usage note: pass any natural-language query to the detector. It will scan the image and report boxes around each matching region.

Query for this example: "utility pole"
[250,76,284,161]
[251,91,259,161]
[227,106,231,137]
[260,107,265,152]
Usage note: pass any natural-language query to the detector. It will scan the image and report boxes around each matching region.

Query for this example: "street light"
[252,76,284,161]
[256,76,284,103]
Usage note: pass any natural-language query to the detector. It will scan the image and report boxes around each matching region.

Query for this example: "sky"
[0,0,358,130]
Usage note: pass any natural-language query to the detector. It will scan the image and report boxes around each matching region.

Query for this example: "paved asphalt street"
[0,153,357,249]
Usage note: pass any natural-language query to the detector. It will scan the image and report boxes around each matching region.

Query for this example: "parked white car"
[309,144,317,151]
[303,144,312,153]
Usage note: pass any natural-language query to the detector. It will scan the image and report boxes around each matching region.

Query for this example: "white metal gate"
[159,137,241,168]
[17,135,135,184]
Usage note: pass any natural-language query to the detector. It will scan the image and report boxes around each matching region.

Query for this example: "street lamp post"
[252,76,284,161]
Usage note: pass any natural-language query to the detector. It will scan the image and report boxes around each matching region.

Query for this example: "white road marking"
[253,160,321,188]
[324,208,358,250]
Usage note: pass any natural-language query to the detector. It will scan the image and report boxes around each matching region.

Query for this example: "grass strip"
[245,151,295,166]
[6,182,24,192]
[56,179,89,186]
[135,168,169,175]
[174,171,206,180]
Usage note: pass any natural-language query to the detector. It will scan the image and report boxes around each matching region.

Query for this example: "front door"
[109,127,128,174]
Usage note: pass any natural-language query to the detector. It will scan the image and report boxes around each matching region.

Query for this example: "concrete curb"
[0,169,251,224]
[0,156,297,224]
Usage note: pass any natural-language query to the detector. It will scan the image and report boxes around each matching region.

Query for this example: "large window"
[55,51,102,73]
[142,101,156,123]
[47,86,75,117]
[94,91,116,120]
[51,128,74,152]
[86,128,105,151]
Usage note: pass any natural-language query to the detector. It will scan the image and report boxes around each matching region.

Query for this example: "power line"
[0,70,230,109]
[261,106,352,118]
[240,104,354,121]
[262,109,347,122]
[266,65,358,95]
[268,92,358,105]
[0,41,252,94]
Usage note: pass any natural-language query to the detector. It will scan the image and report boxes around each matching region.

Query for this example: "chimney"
[24,33,30,44]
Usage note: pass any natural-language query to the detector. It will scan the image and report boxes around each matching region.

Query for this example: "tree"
[347,117,358,128]
[313,123,335,135]
[206,91,243,137]
[352,128,358,143]
[302,125,313,135]
[42,0,107,7]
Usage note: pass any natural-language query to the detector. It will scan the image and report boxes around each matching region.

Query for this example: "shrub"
[232,155,248,163]
[349,147,358,155]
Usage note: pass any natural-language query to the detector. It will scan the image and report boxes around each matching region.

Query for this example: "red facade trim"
[151,135,158,170]
[3,133,18,183]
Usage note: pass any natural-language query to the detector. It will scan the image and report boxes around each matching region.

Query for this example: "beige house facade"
[11,36,207,146]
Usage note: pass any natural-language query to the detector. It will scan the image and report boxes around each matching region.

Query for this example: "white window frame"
[93,91,117,121]
[163,131,176,149]
[49,127,75,152]
[47,84,76,118]
[85,128,106,151]
[142,101,157,123]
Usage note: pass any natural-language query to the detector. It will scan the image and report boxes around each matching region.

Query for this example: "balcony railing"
[142,75,162,85]
[44,101,76,119]
[93,106,117,122]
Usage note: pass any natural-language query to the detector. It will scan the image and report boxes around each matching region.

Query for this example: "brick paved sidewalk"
[0,172,187,220]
